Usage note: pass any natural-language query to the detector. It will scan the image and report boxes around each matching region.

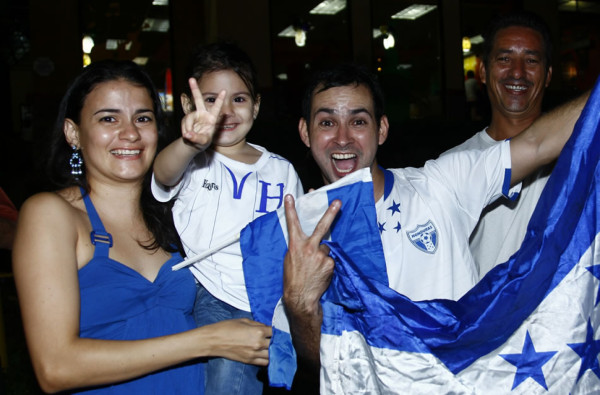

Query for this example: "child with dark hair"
[152,43,303,394]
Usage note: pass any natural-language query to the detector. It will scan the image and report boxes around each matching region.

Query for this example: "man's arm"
[510,91,591,185]
[282,194,341,392]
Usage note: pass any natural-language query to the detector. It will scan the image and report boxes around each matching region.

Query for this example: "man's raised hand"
[282,194,342,317]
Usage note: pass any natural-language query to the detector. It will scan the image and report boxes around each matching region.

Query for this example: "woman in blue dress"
[12,60,271,394]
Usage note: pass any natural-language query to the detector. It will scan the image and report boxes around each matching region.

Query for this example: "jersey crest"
[406,220,438,254]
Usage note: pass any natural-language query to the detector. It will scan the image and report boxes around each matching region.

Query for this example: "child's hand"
[181,77,225,151]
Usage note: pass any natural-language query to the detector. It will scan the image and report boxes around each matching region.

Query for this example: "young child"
[152,42,303,394]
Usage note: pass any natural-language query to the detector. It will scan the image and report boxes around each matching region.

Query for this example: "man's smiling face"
[299,83,387,185]
[482,25,552,120]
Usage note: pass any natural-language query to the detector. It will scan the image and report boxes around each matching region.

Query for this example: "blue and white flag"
[318,80,600,394]
[241,167,387,388]
[243,79,600,393]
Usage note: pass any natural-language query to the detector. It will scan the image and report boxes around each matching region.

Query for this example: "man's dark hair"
[301,63,385,129]
[482,11,553,71]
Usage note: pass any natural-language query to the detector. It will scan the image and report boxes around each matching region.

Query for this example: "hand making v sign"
[181,77,226,151]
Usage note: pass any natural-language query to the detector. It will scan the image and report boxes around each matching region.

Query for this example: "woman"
[12,60,271,394]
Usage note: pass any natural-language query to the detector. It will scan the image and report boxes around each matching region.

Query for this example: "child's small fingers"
[189,78,205,112]
[209,90,226,118]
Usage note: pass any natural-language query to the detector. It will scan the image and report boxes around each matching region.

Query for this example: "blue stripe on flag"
[240,210,287,326]
[242,169,387,326]
[326,180,387,286]
[319,77,600,393]
[244,78,600,392]
[267,327,296,388]
[241,168,388,388]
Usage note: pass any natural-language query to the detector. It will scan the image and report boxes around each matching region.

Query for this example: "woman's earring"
[70,145,83,176]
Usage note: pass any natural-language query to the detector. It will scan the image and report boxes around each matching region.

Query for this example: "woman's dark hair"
[47,59,183,255]
[301,63,386,130]
[185,41,259,102]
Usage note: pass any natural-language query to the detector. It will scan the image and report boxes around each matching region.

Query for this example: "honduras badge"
[406,220,438,254]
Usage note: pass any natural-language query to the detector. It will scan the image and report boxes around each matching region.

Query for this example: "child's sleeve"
[286,162,304,199]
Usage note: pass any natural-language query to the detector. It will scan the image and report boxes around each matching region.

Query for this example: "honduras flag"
[241,167,387,388]
[243,78,600,393]
[321,82,600,394]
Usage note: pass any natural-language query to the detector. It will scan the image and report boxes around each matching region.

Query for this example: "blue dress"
[74,189,204,394]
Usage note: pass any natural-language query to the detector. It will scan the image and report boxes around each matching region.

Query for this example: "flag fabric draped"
[242,78,600,394]
[241,167,387,388]
[319,79,600,394]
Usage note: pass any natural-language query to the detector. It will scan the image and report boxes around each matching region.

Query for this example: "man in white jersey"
[280,62,588,392]
[442,11,554,279]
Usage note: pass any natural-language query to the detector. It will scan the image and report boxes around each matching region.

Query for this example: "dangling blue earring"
[70,145,83,176]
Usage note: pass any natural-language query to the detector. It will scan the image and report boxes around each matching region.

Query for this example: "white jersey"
[378,140,519,301]
[442,129,551,279]
[152,143,304,311]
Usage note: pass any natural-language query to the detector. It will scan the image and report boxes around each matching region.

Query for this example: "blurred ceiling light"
[383,32,395,49]
[142,18,170,32]
[279,24,308,47]
[106,39,119,50]
[462,36,471,53]
[105,39,133,51]
[470,34,484,45]
[558,0,599,12]
[82,35,94,54]
[295,29,307,47]
[133,57,149,66]
[278,25,296,37]
[310,0,346,15]
[392,4,437,20]
[83,54,91,67]
[152,0,168,5]
[377,25,394,49]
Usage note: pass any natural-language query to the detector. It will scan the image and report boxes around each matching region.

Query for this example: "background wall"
[2,0,599,203]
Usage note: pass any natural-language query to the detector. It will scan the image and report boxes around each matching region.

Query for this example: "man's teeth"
[222,124,235,130]
[332,153,356,173]
[332,153,357,160]
[111,149,140,155]
[505,84,527,91]
[333,165,353,173]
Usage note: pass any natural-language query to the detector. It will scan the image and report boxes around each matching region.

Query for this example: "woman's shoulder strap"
[80,187,113,257]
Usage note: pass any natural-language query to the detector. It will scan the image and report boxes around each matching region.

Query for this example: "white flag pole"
[171,233,241,271]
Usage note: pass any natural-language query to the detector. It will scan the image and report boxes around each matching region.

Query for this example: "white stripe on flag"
[321,232,600,394]
[318,77,600,394]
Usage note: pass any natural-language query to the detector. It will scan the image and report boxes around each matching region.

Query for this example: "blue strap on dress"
[73,188,204,394]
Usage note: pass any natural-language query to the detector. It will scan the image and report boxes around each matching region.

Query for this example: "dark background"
[2,0,600,204]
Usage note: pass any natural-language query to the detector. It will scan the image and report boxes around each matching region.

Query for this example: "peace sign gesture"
[282,194,342,308]
[281,194,341,384]
[181,77,226,151]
